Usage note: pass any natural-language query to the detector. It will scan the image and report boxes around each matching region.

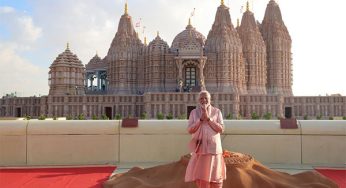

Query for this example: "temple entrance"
[187,106,196,118]
[15,107,21,117]
[285,106,292,119]
[104,107,112,119]
[175,58,206,92]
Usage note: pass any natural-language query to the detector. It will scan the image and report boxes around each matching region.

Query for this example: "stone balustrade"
[0,120,345,166]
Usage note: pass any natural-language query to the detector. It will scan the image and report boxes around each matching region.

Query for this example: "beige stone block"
[300,120,346,135]
[222,135,301,164]
[0,120,28,135]
[224,120,301,135]
[119,135,190,162]
[28,120,119,135]
[120,120,188,134]
[27,135,119,165]
[0,121,27,166]
[302,135,346,165]
[0,136,26,166]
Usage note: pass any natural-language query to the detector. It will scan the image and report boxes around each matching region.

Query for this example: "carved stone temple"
[1,1,345,119]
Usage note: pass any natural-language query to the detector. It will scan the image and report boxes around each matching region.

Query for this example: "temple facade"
[87,0,291,96]
[1,1,345,119]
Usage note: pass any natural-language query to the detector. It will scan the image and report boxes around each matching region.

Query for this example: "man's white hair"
[199,90,211,99]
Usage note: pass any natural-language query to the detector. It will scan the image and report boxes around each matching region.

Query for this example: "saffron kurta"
[185,106,226,183]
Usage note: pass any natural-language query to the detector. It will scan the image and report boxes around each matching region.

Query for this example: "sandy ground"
[103,152,338,188]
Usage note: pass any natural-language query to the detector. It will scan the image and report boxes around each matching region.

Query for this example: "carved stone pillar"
[198,58,206,90]
[175,58,184,92]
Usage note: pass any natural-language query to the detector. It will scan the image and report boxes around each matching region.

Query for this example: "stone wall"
[0,120,345,166]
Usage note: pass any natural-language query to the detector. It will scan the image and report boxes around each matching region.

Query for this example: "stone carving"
[238,2,267,95]
[260,0,292,96]
[48,44,85,95]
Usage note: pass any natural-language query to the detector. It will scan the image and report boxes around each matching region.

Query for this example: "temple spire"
[66,42,69,50]
[246,1,250,11]
[221,0,224,6]
[237,18,240,27]
[144,36,147,45]
[188,18,191,25]
[124,2,128,15]
[157,31,159,37]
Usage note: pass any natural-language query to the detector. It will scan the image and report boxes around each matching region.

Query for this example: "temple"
[0,1,345,119]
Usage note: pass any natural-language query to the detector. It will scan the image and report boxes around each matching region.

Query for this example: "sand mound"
[103,152,338,188]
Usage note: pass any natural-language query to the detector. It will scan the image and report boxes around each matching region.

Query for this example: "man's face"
[199,94,210,106]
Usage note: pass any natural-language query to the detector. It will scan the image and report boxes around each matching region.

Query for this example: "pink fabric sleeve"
[187,109,202,134]
[207,109,224,133]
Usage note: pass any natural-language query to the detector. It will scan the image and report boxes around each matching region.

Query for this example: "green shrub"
[78,114,86,120]
[140,112,147,119]
[92,115,99,120]
[263,112,272,120]
[237,114,242,120]
[24,115,31,120]
[166,113,173,120]
[226,113,233,120]
[316,114,322,120]
[114,114,122,120]
[251,112,260,120]
[38,114,46,120]
[343,116,346,120]
[66,115,73,120]
[178,114,187,120]
[101,114,109,120]
[157,112,164,120]
[329,116,333,120]
[303,115,308,120]
[53,116,57,120]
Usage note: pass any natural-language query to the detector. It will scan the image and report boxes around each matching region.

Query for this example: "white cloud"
[16,16,42,42]
[0,6,42,49]
[0,6,46,96]
[0,6,14,13]
[0,44,48,96]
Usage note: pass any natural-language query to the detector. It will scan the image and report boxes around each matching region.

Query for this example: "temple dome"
[48,44,85,96]
[86,54,107,70]
[51,46,83,67]
[87,54,101,65]
[171,22,205,55]
[148,34,169,52]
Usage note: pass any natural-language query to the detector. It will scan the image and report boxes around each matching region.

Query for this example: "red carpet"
[315,168,346,188]
[0,166,116,188]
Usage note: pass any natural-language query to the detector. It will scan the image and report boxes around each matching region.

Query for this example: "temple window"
[185,66,196,87]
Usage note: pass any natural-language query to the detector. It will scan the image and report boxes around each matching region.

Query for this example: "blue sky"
[0,0,345,96]
[0,0,31,11]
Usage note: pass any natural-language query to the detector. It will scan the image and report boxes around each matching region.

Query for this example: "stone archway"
[175,58,206,92]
